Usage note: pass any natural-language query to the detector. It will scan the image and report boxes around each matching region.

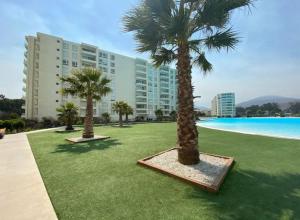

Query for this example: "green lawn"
[28,123,300,220]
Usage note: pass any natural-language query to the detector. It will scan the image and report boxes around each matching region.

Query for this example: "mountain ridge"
[237,96,300,109]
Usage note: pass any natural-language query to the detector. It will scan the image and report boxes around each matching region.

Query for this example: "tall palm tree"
[124,0,251,164]
[56,102,79,131]
[124,104,133,124]
[61,68,111,138]
[112,101,127,127]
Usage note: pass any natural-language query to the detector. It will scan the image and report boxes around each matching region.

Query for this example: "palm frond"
[204,28,239,51]
[152,47,177,67]
[193,52,213,74]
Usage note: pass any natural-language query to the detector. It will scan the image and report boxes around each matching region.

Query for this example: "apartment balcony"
[22,86,26,92]
[24,51,28,58]
[81,44,97,54]
[23,68,27,75]
[21,104,26,110]
[23,78,26,83]
[135,72,147,79]
[81,55,96,63]
[23,59,27,67]
[81,60,96,68]
[24,43,28,50]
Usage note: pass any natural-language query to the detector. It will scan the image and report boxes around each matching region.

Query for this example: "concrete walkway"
[0,133,57,220]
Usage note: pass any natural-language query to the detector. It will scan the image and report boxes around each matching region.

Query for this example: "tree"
[288,102,300,115]
[56,102,79,131]
[124,104,134,124]
[124,0,251,164]
[101,112,111,125]
[170,110,177,121]
[61,68,111,138]
[0,98,24,116]
[112,101,127,127]
[155,109,163,121]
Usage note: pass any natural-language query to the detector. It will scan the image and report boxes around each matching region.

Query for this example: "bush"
[24,119,41,129]
[12,119,25,132]
[93,117,102,124]
[41,117,53,128]
[135,116,144,122]
[3,120,13,131]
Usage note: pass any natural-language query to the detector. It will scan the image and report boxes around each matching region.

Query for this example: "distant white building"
[22,33,177,120]
[211,93,236,117]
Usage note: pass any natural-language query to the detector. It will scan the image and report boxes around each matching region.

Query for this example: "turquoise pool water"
[197,117,300,140]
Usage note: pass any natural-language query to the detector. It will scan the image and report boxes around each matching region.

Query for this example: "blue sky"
[0,0,299,107]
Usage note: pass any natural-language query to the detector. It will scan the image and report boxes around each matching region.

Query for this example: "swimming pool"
[197,117,300,140]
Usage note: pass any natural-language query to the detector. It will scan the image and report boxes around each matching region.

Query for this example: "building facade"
[211,93,236,117]
[22,33,177,120]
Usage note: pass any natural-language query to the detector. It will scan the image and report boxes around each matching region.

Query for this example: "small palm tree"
[170,110,177,121]
[124,0,251,164]
[101,112,111,125]
[56,102,78,131]
[155,109,163,121]
[124,104,133,124]
[61,68,111,138]
[112,101,127,127]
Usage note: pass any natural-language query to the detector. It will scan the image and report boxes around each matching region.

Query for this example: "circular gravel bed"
[147,149,229,186]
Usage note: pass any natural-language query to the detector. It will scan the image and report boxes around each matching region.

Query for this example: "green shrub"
[12,119,25,132]
[3,120,13,131]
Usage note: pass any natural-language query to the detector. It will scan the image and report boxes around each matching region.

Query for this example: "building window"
[72,61,78,67]
[57,48,60,51]
[63,59,69,65]
[56,100,59,102]
[110,55,115,60]
[111,69,115,74]
[56,83,59,85]
[72,45,78,52]
[56,65,60,68]
[56,91,59,94]
[56,74,59,77]
[99,52,108,58]
[111,62,115,67]
[56,57,60,60]
[72,52,78,60]
[57,40,60,43]
[63,43,69,49]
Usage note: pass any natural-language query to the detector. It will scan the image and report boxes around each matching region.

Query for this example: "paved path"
[0,133,58,220]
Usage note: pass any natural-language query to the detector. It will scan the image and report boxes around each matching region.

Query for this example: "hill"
[237,96,300,109]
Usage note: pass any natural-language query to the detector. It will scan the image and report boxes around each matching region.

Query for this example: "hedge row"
[0,119,25,132]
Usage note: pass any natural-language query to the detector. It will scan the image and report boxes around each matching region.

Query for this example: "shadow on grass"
[186,169,300,219]
[111,125,133,128]
[52,139,121,154]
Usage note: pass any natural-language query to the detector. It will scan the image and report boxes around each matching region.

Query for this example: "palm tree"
[124,0,251,164]
[101,112,111,125]
[124,104,133,124]
[155,109,163,121]
[56,102,79,131]
[61,68,111,138]
[170,110,177,121]
[112,101,127,127]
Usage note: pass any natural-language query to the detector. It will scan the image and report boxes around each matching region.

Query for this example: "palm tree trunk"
[176,42,200,165]
[125,114,128,124]
[119,113,123,127]
[83,95,94,138]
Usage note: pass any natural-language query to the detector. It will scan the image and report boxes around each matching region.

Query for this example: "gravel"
[147,149,229,186]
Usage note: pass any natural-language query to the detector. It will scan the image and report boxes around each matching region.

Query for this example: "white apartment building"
[211,93,236,117]
[22,33,177,120]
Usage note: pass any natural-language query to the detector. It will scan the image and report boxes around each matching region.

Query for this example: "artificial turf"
[27,123,300,220]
